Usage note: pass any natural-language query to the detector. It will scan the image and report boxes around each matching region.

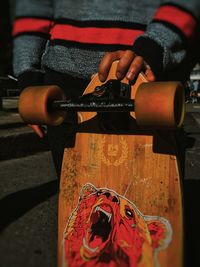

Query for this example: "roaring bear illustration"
[63,183,172,267]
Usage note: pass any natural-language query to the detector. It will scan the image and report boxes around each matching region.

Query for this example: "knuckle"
[131,63,140,69]
[104,52,114,60]
[118,60,128,71]
[131,60,143,70]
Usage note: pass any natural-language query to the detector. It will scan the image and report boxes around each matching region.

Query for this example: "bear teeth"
[95,206,112,222]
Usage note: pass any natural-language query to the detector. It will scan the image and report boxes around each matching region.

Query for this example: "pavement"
[0,151,58,267]
[0,96,49,161]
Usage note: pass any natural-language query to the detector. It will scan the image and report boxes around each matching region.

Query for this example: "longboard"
[18,62,185,267]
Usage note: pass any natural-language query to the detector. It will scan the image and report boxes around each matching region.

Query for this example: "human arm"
[99,0,200,82]
[13,0,54,137]
[12,0,54,89]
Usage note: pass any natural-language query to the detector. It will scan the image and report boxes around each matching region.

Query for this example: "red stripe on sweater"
[154,5,197,38]
[50,24,144,45]
[13,18,52,36]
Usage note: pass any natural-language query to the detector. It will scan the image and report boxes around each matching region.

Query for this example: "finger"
[145,68,156,81]
[98,51,124,82]
[116,50,135,80]
[126,56,144,81]
[144,63,156,81]
[28,124,44,138]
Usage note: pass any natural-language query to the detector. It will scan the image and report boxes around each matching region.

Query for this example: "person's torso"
[42,0,162,79]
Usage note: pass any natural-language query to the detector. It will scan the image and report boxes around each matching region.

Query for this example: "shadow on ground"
[0,179,59,232]
[183,180,200,267]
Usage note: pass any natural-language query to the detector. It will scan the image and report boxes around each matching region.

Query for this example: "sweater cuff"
[132,36,164,79]
[18,71,44,91]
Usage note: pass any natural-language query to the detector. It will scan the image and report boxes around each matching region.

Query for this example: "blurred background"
[0,0,13,76]
[0,0,17,110]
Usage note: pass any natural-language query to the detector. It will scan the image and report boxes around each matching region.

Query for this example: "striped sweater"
[13,0,200,86]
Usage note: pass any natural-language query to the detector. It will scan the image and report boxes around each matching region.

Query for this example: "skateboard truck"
[18,66,185,129]
[50,79,134,113]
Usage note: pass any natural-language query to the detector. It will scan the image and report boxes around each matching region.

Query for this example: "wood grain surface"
[58,63,183,267]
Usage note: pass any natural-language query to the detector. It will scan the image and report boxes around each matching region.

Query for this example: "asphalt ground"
[0,97,49,161]
[0,152,58,267]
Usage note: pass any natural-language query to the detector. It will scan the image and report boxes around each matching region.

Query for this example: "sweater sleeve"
[132,0,200,80]
[12,0,53,89]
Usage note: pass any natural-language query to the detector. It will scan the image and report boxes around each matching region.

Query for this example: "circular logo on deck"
[100,136,128,166]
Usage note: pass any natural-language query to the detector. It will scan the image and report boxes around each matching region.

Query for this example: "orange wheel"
[135,81,185,129]
[18,85,66,126]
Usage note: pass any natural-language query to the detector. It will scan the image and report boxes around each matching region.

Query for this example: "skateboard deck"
[18,62,185,267]
[58,69,184,266]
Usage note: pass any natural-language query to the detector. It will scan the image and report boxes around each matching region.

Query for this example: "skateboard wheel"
[135,82,185,129]
[18,85,66,126]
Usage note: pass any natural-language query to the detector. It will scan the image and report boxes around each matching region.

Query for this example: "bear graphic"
[63,183,172,267]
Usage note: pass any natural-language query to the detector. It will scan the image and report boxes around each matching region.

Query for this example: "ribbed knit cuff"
[132,36,164,79]
[18,71,44,91]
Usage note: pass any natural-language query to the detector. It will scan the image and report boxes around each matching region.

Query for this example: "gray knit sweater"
[13,0,200,86]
